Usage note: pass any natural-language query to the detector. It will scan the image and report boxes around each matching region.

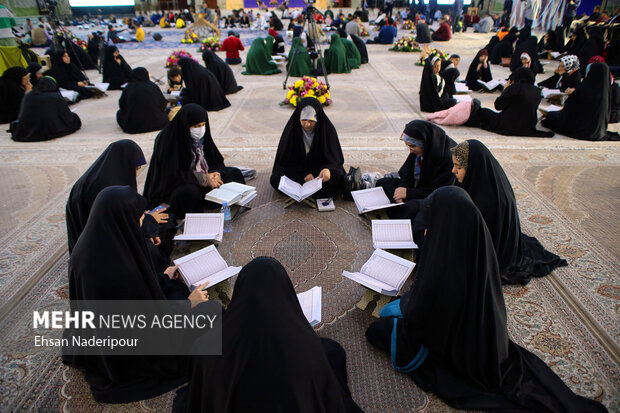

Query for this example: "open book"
[60,89,79,102]
[173,213,223,242]
[477,78,507,91]
[205,182,257,206]
[297,286,322,326]
[454,94,472,103]
[541,88,565,98]
[372,220,418,249]
[351,187,403,214]
[278,176,322,202]
[550,51,562,59]
[86,82,109,92]
[173,245,241,289]
[539,104,563,115]
[454,82,471,94]
[342,249,415,296]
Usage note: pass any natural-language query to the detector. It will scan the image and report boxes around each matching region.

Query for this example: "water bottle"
[221,202,232,233]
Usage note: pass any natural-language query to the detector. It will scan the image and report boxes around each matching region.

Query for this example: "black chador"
[178,57,231,111]
[201,49,243,95]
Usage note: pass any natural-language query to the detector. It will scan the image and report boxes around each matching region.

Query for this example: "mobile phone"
[149,203,169,213]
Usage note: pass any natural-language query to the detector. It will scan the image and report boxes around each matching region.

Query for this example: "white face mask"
[190,125,205,140]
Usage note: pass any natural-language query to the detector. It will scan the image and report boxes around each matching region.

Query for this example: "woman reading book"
[375,120,456,220]
[270,97,345,198]
[451,139,567,285]
[173,257,362,413]
[144,104,244,219]
[64,185,209,404]
[66,139,175,271]
[365,186,607,413]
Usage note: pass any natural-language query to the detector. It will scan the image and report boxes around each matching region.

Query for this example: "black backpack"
[342,166,362,200]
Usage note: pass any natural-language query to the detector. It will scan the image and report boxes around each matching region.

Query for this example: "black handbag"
[343,166,362,200]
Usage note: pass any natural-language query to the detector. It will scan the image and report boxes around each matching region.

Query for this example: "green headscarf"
[323,33,350,74]
[242,37,281,75]
[286,37,313,77]
[343,38,361,69]
[264,35,274,60]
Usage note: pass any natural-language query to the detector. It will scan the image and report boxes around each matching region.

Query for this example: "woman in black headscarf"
[117,67,169,134]
[365,186,607,413]
[478,67,554,137]
[451,139,567,284]
[563,26,586,55]
[465,49,493,91]
[577,29,605,75]
[0,66,30,124]
[102,45,132,90]
[59,36,97,70]
[201,49,243,95]
[376,120,456,219]
[541,62,620,140]
[87,32,103,66]
[178,57,231,111]
[419,56,456,113]
[490,28,517,65]
[66,140,147,254]
[49,50,94,100]
[350,34,368,64]
[270,97,345,198]
[144,104,244,218]
[27,62,43,87]
[172,257,362,413]
[483,35,499,55]
[65,185,208,404]
[537,29,560,57]
[12,77,81,142]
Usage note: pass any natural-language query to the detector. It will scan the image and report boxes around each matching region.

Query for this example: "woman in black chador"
[451,139,567,284]
[177,57,231,111]
[12,77,81,142]
[117,67,169,134]
[465,49,493,91]
[478,67,553,137]
[102,45,132,90]
[49,50,94,100]
[0,66,30,124]
[172,257,362,413]
[365,186,607,413]
[419,55,456,113]
[201,49,243,95]
[376,120,455,220]
[270,97,345,198]
[144,104,244,219]
[64,186,209,404]
[542,62,620,141]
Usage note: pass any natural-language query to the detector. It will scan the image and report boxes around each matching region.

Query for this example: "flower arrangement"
[282,76,331,107]
[416,48,449,66]
[401,20,415,30]
[181,28,199,44]
[199,36,221,52]
[72,38,88,51]
[360,24,369,37]
[166,50,197,67]
[390,36,421,52]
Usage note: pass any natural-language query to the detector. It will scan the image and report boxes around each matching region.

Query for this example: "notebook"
[477,78,507,91]
[297,286,322,326]
[60,89,79,102]
[351,187,403,214]
[204,182,257,206]
[86,82,109,92]
[173,245,241,289]
[372,220,418,249]
[538,104,563,115]
[173,213,224,242]
[342,249,415,296]
[278,176,322,202]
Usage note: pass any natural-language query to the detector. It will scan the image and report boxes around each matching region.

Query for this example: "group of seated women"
[61,107,605,411]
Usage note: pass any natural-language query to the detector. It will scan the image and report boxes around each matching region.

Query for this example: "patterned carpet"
[1,24,619,413]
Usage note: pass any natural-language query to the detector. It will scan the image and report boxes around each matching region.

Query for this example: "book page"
[361,252,412,289]
[352,187,391,210]
[542,88,563,98]
[220,182,255,195]
[183,214,223,236]
[175,246,228,286]
[94,82,109,91]
[279,175,303,200]
[205,188,240,204]
[372,220,414,243]
[301,177,323,198]
[454,83,470,93]
[545,104,562,112]
[297,286,321,326]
